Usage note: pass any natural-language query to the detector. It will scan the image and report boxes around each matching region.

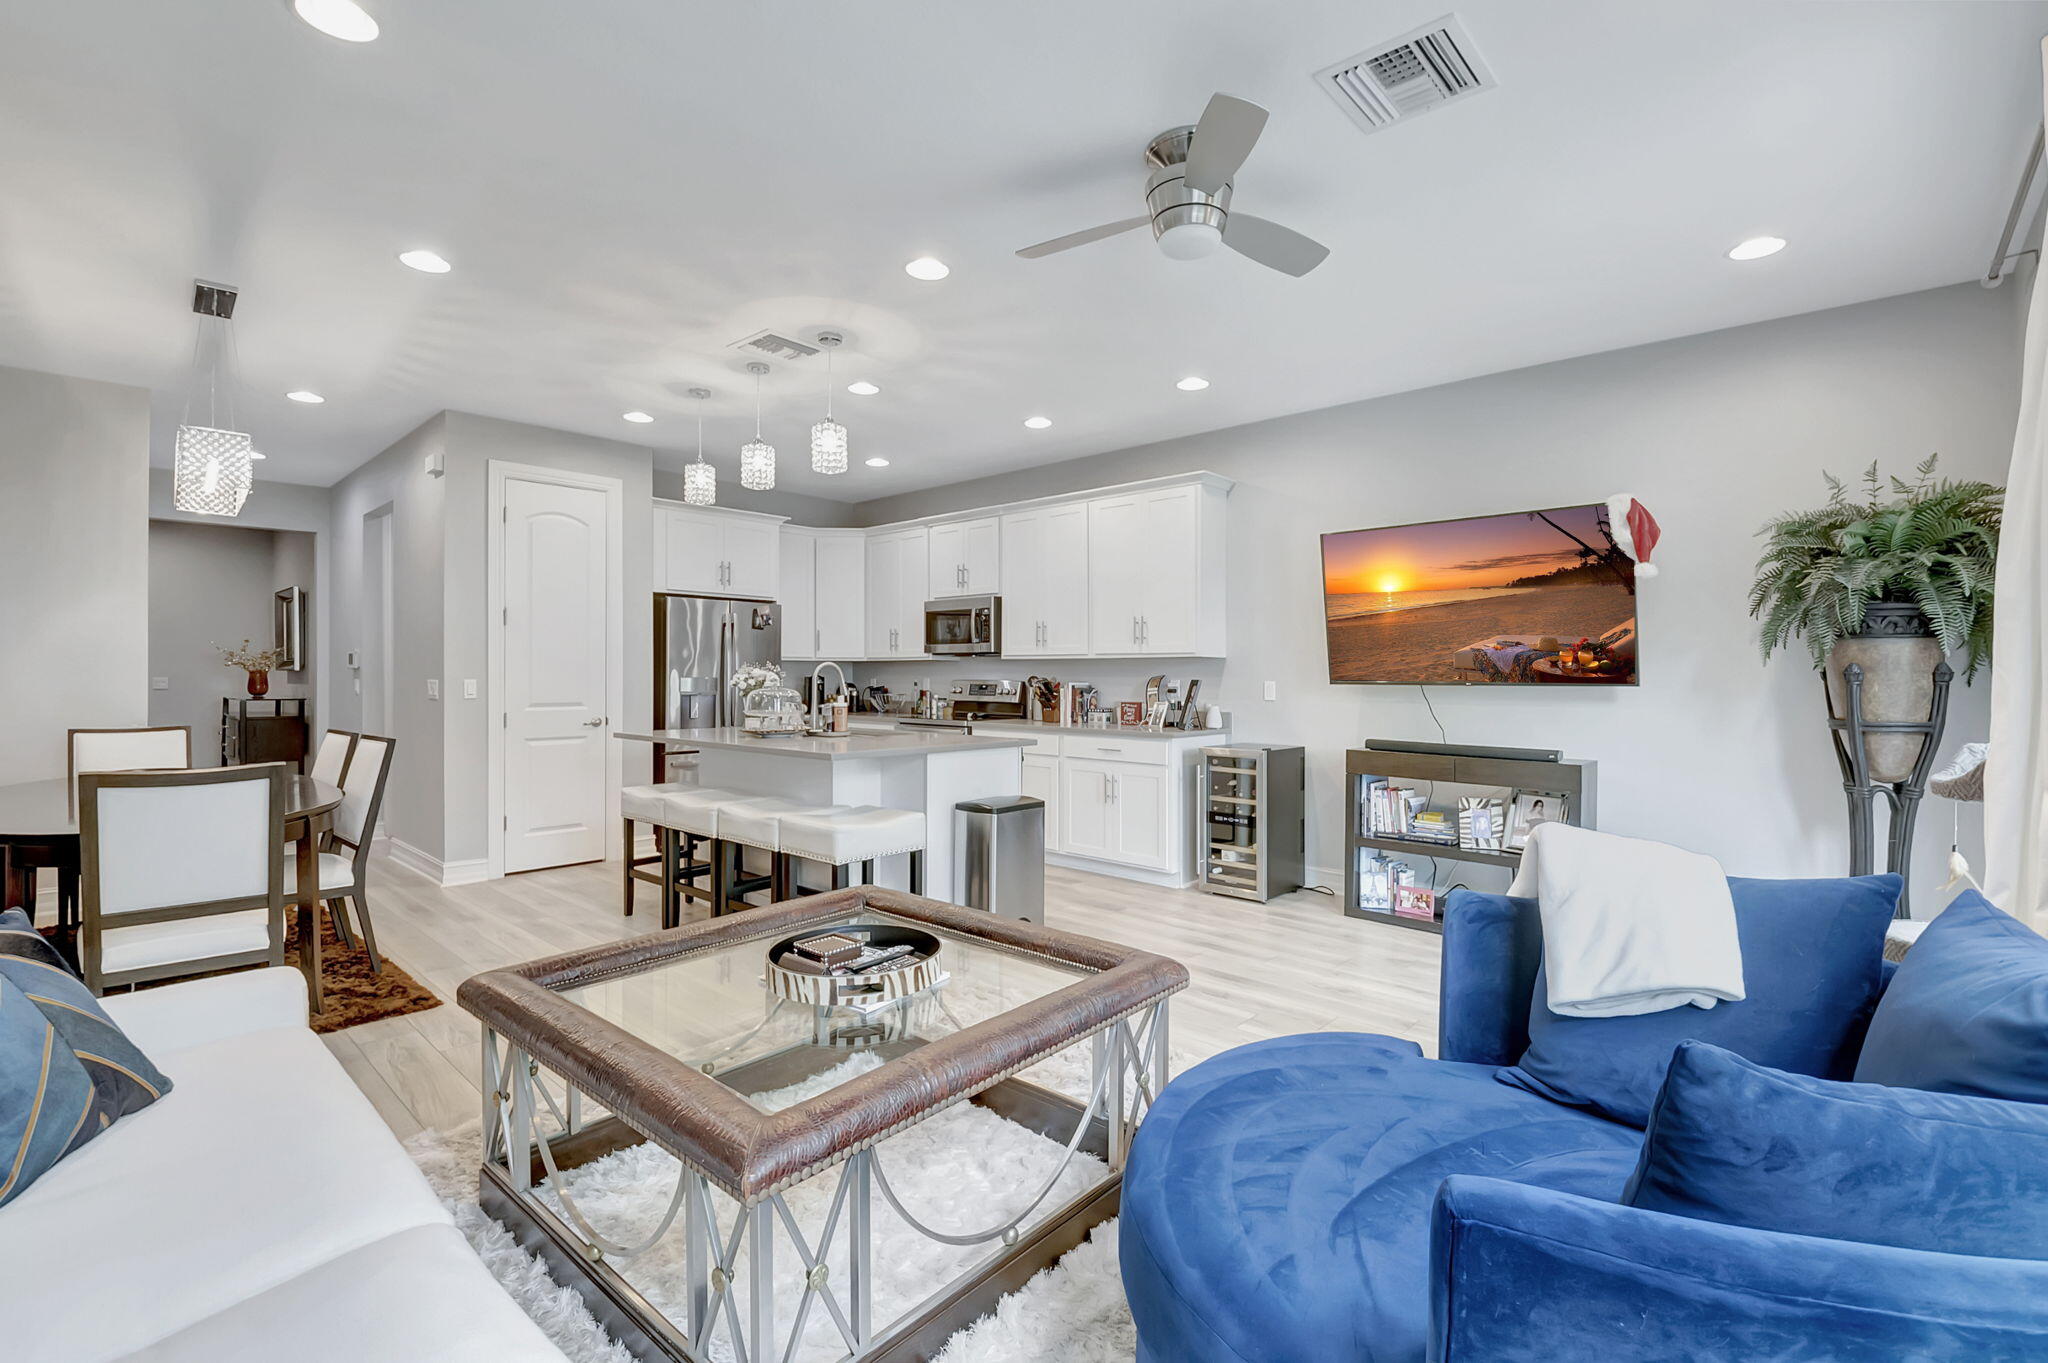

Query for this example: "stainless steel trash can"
[953,795,1045,923]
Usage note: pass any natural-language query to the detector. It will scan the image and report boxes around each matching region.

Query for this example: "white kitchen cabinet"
[1060,757,1172,873]
[656,503,784,599]
[1084,482,1225,655]
[864,527,928,658]
[783,528,867,661]
[1021,753,1062,853]
[1001,503,1089,656]
[928,516,1000,597]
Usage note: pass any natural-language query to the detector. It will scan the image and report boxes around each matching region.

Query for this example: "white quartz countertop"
[614,726,1030,760]
[846,718,1229,744]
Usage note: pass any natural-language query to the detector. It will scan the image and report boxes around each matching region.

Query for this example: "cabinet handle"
[814,627,820,652]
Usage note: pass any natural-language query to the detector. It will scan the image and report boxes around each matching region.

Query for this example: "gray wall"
[0,365,150,781]
[842,282,2022,908]
[328,415,449,860]
[651,470,859,528]
[146,520,289,761]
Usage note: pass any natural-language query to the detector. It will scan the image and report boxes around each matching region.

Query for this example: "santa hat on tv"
[1605,494,1661,578]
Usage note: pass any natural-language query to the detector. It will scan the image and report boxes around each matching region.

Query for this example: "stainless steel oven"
[923,595,1002,656]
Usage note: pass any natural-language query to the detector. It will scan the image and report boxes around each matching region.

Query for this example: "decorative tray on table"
[765,922,944,1011]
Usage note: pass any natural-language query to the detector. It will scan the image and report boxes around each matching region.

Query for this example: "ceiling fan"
[1016,93,1330,277]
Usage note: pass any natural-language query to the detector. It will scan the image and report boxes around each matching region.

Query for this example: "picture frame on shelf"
[1457,795,1505,850]
[1506,790,1569,850]
[1117,701,1145,727]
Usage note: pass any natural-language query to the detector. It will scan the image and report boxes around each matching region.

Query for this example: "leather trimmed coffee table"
[459,886,1186,1363]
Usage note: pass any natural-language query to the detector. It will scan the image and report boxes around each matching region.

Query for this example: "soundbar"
[1362,738,1562,763]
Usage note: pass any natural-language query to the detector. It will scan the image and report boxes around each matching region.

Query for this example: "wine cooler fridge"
[1199,744,1305,902]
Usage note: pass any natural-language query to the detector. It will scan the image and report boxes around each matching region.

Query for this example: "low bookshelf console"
[1343,744,1596,935]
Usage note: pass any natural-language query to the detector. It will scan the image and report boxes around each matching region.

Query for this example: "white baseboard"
[384,837,493,888]
[1046,851,1196,891]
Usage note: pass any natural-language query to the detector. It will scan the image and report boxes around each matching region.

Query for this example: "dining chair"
[310,729,357,787]
[78,764,287,995]
[41,725,197,935]
[287,734,394,974]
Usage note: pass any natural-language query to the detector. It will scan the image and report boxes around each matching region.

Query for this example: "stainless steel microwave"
[924,595,1002,656]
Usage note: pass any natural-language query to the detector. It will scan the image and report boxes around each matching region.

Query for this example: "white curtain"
[1986,39,2048,932]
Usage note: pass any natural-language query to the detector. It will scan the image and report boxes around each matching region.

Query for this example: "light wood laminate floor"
[328,852,1444,1140]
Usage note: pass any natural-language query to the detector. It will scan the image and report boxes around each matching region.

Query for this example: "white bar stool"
[714,797,847,911]
[776,806,928,896]
[621,782,699,919]
[651,786,743,925]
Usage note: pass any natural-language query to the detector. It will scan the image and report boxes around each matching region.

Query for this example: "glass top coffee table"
[460,887,1186,1363]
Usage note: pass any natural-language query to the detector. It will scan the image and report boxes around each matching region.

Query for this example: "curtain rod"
[1985,124,2045,288]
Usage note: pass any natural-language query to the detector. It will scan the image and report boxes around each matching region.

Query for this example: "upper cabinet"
[865,527,929,658]
[1002,503,1090,657]
[783,527,867,662]
[1086,481,1227,656]
[928,516,1000,597]
[655,503,783,599]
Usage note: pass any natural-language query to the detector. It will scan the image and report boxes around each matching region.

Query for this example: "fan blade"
[1223,213,1330,277]
[1183,93,1269,195]
[1016,216,1149,259]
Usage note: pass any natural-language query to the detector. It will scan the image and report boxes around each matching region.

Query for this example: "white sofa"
[0,967,566,1362]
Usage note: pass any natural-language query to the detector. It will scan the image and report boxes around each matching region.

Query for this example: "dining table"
[0,772,346,1010]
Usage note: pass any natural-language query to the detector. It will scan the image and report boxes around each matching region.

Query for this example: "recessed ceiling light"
[398,248,451,274]
[292,0,379,42]
[1023,416,1052,430]
[847,381,880,396]
[1727,236,1786,261]
[285,390,325,404]
[904,256,950,281]
[865,457,890,468]
[1175,376,1209,391]
[622,411,654,424]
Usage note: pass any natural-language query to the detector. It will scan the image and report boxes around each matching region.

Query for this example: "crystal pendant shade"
[171,425,256,516]
[683,459,716,506]
[810,418,848,475]
[740,438,776,491]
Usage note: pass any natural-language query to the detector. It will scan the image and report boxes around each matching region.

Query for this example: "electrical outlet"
[427,679,441,701]
[463,678,478,699]
[1263,680,1277,702]
[150,676,169,691]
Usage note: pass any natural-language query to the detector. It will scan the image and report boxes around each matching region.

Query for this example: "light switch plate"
[1263,681,1277,701]
[463,679,478,699]
[427,679,441,700]
[151,676,169,691]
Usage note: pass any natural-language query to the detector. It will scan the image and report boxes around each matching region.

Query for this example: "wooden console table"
[220,696,309,772]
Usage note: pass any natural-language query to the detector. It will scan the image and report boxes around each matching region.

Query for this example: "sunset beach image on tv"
[1321,504,1639,685]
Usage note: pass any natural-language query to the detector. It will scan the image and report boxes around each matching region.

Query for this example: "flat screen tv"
[1320,503,1639,685]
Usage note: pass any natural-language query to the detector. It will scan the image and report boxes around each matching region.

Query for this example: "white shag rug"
[406,1052,1139,1363]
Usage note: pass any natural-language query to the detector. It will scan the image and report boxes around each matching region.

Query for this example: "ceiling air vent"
[729,330,820,362]
[1313,15,1495,135]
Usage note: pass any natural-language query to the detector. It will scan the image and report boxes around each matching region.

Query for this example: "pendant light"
[172,280,260,517]
[683,388,716,506]
[811,331,848,475]
[740,361,775,491]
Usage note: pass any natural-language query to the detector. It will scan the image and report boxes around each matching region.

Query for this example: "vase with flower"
[216,639,288,697]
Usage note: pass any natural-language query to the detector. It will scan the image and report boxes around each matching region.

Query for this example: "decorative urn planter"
[245,669,270,697]
[1824,603,1943,784]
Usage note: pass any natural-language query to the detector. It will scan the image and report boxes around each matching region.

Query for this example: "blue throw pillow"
[1499,874,1899,1127]
[1626,1040,2048,1260]
[0,910,171,1122]
[1854,891,2048,1102]
[0,975,106,1206]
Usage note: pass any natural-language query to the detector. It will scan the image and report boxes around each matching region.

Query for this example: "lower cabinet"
[1060,757,1172,873]
[1022,753,1062,853]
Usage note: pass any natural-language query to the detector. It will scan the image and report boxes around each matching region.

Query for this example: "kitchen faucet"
[810,660,847,726]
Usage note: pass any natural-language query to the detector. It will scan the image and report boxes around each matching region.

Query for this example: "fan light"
[398,249,451,274]
[1157,222,1224,260]
[622,411,653,424]
[1175,376,1209,391]
[865,457,890,467]
[286,390,325,404]
[1024,416,1052,430]
[904,257,950,281]
[847,381,880,396]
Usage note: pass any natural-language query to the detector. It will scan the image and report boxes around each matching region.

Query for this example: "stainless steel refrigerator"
[653,593,782,776]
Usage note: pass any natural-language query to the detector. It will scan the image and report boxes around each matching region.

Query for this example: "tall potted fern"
[1750,456,2001,782]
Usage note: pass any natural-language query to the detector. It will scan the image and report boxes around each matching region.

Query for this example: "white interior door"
[504,478,611,873]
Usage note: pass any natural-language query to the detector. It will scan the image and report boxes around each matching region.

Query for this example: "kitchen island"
[615,726,1027,900]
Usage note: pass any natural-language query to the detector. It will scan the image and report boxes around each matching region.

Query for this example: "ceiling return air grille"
[729,330,820,362]
[1313,15,1496,134]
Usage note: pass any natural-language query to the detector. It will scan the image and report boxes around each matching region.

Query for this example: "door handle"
[583,717,606,728]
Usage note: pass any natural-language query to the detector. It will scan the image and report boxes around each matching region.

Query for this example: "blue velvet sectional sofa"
[1121,881,2048,1363]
